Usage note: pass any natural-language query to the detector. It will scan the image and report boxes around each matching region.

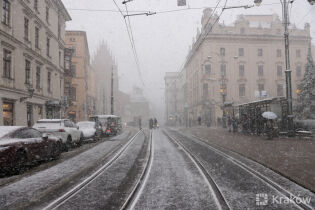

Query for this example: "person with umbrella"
[262,111,278,139]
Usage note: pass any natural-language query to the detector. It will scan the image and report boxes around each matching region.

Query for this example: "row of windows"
[219,47,302,58]
[2,0,50,26]
[238,84,284,97]
[2,49,53,92]
[201,83,284,99]
[2,0,62,61]
[203,63,303,77]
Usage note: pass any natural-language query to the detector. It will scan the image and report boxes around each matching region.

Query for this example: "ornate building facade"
[182,9,312,125]
[0,0,71,126]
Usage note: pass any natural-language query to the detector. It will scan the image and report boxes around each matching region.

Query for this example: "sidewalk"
[180,126,315,192]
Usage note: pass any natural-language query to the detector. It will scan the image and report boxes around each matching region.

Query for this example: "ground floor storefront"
[0,90,62,126]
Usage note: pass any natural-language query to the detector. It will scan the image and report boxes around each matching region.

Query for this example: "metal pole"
[283,0,294,136]
[111,66,114,115]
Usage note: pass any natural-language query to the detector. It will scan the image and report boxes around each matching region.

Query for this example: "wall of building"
[0,0,70,126]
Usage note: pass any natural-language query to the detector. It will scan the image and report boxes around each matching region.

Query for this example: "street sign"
[262,90,267,97]
[177,0,186,6]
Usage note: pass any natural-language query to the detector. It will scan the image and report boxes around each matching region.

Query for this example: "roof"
[91,115,120,118]
[36,119,65,122]
[0,126,24,138]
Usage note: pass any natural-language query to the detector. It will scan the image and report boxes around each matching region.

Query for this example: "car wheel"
[11,150,27,175]
[51,141,62,160]
[65,136,72,151]
[77,133,84,146]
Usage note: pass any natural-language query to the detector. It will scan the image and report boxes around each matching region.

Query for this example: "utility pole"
[255,0,295,136]
[283,0,294,136]
[111,66,114,115]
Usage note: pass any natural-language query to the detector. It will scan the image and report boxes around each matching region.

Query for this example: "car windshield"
[77,122,95,128]
[0,1,315,209]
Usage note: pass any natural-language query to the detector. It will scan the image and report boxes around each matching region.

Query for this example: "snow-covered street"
[0,128,314,210]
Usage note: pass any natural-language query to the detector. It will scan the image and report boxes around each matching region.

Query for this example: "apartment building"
[0,0,71,126]
[184,9,311,124]
[65,31,96,122]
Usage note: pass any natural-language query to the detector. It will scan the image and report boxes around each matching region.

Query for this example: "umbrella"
[262,111,277,120]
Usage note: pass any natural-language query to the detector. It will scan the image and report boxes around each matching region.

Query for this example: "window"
[239,84,245,97]
[258,49,263,56]
[72,64,76,77]
[72,87,76,100]
[203,83,208,99]
[277,84,284,96]
[59,51,62,66]
[46,37,50,57]
[296,66,302,77]
[220,48,225,56]
[240,27,245,34]
[47,72,51,92]
[204,64,211,74]
[35,27,39,49]
[70,37,76,42]
[3,101,14,125]
[58,23,61,39]
[46,6,49,23]
[277,49,281,57]
[258,84,264,92]
[277,65,282,77]
[12,128,41,139]
[36,66,41,89]
[25,60,31,84]
[276,29,281,35]
[3,49,12,78]
[258,65,264,76]
[2,0,10,26]
[65,82,70,96]
[238,48,244,57]
[239,64,245,77]
[220,64,226,76]
[296,49,301,58]
[24,17,29,40]
[71,47,76,56]
[34,0,38,11]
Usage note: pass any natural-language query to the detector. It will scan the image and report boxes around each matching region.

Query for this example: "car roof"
[91,115,119,118]
[0,126,25,138]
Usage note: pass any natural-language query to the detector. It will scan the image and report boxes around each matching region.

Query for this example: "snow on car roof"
[0,126,24,138]
[37,119,64,122]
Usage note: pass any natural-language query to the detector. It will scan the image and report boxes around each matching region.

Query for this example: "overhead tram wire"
[67,2,281,14]
[112,0,146,87]
[124,3,145,87]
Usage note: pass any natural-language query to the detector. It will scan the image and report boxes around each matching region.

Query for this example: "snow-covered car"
[77,121,101,141]
[33,119,83,150]
[0,126,62,175]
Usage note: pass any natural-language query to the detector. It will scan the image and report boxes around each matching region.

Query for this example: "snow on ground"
[0,131,131,209]
[133,130,218,210]
[57,130,147,209]
[170,129,310,210]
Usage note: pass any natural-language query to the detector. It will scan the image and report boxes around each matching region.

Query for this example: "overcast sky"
[62,0,315,119]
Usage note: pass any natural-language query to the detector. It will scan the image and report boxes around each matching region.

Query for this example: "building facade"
[65,31,96,122]
[182,9,311,125]
[0,0,71,126]
[92,43,119,116]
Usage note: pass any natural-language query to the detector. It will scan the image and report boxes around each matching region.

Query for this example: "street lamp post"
[255,0,294,136]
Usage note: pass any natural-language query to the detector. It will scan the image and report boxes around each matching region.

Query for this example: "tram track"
[119,130,153,210]
[167,129,314,210]
[163,129,230,210]
[42,130,143,210]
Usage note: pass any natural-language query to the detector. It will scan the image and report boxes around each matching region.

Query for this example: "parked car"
[33,119,83,151]
[89,115,122,136]
[77,121,101,141]
[0,126,62,175]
